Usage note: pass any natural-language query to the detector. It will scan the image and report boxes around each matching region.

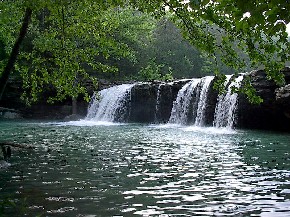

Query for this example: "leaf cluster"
[137,58,173,81]
[12,1,154,104]
[1,0,289,104]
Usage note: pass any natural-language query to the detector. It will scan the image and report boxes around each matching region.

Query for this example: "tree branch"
[0,8,32,101]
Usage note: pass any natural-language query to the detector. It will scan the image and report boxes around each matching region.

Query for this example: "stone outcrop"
[129,80,190,123]
[237,67,290,131]
[276,84,290,119]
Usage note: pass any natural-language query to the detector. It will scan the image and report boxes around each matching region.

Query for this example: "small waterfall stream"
[168,79,200,125]
[168,77,214,126]
[194,76,214,126]
[154,83,164,123]
[213,75,244,128]
[86,84,134,122]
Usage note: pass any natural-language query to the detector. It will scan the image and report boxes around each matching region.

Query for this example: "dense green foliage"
[129,0,290,102]
[0,0,289,104]
[0,1,23,75]
[18,4,157,103]
[138,19,209,79]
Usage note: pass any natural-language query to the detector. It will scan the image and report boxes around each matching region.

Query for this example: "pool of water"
[1,120,290,216]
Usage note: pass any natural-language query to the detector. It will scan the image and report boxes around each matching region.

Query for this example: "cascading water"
[86,84,134,122]
[194,76,214,126]
[168,77,215,126]
[213,75,244,128]
[84,74,243,128]
[168,79,200,125]
[154,83,163,123]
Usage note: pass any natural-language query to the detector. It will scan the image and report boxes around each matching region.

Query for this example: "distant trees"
[106,18,233,81]
[136,19,235,79]
[138,19,206,79]
[130,0,290,102]
[0,0,289,104]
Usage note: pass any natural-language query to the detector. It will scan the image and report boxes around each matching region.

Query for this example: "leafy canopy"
[0,0,289,104]
[1,0,156,104]
[129,0,290,102]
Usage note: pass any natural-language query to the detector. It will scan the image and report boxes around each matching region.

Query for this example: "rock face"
[237,68,290,131]
[129,80,190,123]
[202,77,218,126]
[276,84,290,119]
[0,79,91,120]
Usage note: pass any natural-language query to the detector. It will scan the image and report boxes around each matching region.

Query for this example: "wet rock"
[129,80,188,123]
[237,68,290,131]
[202,77,218,126]
[129,82,158,123]
[1,145,11,161]
[276,84,290,104]
[276,84,290,119]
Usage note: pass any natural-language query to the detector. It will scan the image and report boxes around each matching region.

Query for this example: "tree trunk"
[0,8,32,101]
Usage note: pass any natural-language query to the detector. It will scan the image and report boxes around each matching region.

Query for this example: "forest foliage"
[0,0,289,104]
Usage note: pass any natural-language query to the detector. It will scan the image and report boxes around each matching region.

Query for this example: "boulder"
[128,80,190,123]
[276,84,290,103]
[237,69,290,131]
[276,84,290,119]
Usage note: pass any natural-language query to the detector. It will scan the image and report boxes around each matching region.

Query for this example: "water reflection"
[0,120,290,216]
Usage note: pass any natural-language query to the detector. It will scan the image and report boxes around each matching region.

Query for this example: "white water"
[86,84,134,122]
[168,79,200,125]
[168,77,214,126]
[154,83,164,123]
[213,75,244,128]
[84,75,243,128]
[194,76,214,126]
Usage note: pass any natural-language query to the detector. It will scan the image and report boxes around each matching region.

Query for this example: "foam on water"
[0,160,11,169]
[45,120,125,127]
[150,124,238,135]
[182,126,238,135]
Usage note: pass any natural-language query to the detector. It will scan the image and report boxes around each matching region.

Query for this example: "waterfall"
[168,77,214,126]
[154,83,163,123]
[213,75,244,128]
[194,76,214,126]
[168,79,200,125]
[86,84,134,122]
[84,74,244,128]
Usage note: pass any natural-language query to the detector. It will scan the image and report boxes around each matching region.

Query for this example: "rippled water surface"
[1,120,290,216]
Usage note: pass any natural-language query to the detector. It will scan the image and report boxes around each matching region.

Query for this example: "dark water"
[0,120,290,216]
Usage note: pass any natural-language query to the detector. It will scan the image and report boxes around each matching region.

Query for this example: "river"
[1,120,290,216]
